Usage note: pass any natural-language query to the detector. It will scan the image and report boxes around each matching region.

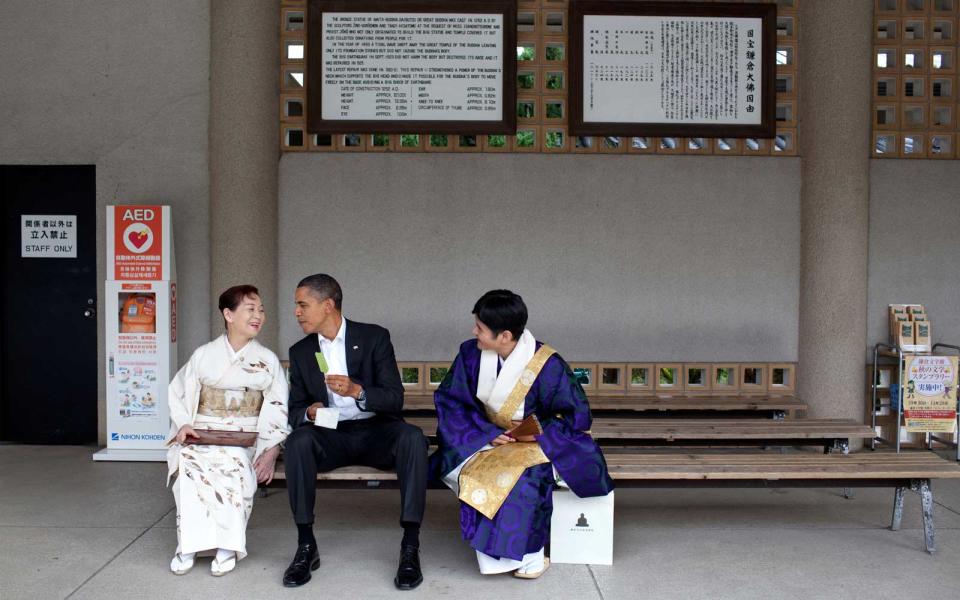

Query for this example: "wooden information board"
[308,0,517,134]
[569,1,776,138]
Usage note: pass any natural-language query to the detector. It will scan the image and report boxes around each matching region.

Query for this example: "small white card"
[313,407,340,429]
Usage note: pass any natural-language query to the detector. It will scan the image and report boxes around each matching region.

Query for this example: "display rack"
[871,341,960,459]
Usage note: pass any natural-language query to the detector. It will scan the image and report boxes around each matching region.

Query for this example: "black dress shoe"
[283,543,320,587]
[394,544,423,590]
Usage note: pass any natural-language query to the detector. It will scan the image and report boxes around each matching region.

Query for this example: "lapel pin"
[353,345,359,350]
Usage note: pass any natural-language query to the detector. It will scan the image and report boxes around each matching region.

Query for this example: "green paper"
[315,352,329,374]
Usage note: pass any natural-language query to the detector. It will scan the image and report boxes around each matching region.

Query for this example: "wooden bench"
[403,393,806,419]
[400,416,874,453]
[270,451,960,553]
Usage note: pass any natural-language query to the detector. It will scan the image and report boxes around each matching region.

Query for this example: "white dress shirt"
[318,317,374,422]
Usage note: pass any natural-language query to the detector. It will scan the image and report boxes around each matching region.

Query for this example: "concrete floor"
[2,445,960,599]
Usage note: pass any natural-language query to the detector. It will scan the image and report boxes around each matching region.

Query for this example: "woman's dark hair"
[219,284,260,328]
[297,273,343,310]
[472,289,527,341]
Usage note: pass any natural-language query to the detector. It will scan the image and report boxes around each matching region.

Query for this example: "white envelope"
[313,407,340,429]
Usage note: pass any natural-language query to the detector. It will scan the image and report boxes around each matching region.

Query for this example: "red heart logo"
[127,230,149,250]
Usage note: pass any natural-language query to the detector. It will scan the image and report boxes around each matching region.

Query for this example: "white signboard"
[582,15,762,125]
[321,12,504,121]
[21,214,77,258]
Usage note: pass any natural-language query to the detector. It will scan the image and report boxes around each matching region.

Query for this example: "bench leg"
[890,486,905,530]
[258,486,269,499]
[915,479,935,554]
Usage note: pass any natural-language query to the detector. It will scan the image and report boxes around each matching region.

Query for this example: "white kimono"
[165,335,290,560]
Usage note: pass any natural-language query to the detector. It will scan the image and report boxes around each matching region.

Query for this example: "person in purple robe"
[430,290,614,578]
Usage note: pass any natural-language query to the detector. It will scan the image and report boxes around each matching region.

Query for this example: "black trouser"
[285,416,429,526]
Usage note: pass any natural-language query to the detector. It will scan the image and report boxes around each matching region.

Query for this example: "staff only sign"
[903,355,958,433]
[94,205,177,462]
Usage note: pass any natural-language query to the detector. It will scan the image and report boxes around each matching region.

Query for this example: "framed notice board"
[308,0,518,135]
[569,1,777,138]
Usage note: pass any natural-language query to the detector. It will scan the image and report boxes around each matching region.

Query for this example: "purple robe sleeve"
[535,356,615,498]
[430,340,504,480]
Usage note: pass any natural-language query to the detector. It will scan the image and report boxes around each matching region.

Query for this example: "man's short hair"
[297,273,343,310]
[472,290,527,341]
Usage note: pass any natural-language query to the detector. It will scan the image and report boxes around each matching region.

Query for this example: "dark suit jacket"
[287,319,404,428]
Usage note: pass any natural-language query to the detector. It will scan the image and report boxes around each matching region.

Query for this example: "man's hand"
[305,402,325,421]
[491,433,515,446]
[253,445,280,485]
[175,424,199,444]
[325,375,362,399]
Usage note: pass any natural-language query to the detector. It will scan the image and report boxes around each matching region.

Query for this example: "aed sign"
[108,204,165,280]
[21,214,77,258]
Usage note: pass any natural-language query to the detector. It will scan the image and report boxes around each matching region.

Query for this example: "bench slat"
[402,416,875,441]
[271,452,960,482]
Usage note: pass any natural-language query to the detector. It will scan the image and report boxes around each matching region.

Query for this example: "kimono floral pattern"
[167,336,290,559]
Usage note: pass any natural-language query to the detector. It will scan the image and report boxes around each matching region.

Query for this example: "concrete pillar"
[209,1,279,348]
[797,2,872,428]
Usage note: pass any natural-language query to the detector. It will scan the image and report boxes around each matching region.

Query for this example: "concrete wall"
[279,154,802,362]
[868,160,960,358]
[0,0,210,443]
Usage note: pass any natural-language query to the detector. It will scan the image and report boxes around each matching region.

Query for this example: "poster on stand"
[903,355,958,433]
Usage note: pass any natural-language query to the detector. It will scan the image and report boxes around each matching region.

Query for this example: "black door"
[1,166,97,443]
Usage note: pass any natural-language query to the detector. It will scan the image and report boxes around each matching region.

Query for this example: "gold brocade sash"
[484,344,556,429]
[197,385,264,419]
[460,344,556,519]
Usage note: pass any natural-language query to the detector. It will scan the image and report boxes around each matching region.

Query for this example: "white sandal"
[210,551,237,577]
[513,557,550,579]
[170,552,195,575]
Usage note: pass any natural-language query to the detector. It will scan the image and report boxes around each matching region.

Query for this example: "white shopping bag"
[549,490,614,565]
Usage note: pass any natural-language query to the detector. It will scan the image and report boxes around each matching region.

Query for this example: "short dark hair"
[218,284,260,328]
[297,273,343,310]
[472,289,527,341]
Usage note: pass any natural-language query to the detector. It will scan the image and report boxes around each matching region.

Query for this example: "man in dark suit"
[282,274,428,590]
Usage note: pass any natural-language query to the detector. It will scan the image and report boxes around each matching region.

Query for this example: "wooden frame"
[655,363,683,395]
[711,363,740,393]
[425,362,452,388]
[683,363,712,394]
[626,363,654,395]
[397,362,425,391]
[307,0,518,135]
[569,363,597,391]
[767,363,796,394]
[741,363,768,394]
[596,363,627,395]
[568,1,777,138]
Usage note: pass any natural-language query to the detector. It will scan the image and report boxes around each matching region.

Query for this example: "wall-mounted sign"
[105,205,173,281]
[569,1,776,138]
[903,355,958,434]
[308,0,517,134]
[21,214,77,258]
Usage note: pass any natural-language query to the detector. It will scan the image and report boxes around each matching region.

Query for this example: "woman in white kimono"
[166,285,290,576]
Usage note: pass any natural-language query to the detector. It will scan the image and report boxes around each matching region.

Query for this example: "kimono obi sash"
[197,384,264,419]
